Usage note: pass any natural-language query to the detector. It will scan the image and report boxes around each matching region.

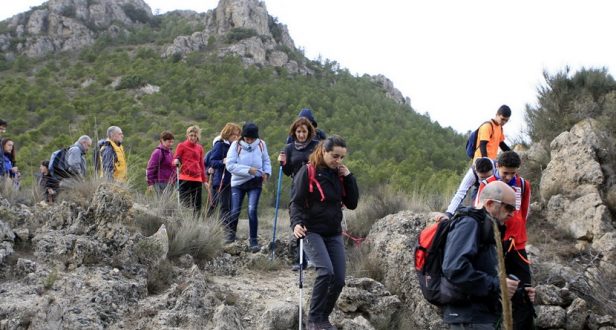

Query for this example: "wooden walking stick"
[492,218,513,330]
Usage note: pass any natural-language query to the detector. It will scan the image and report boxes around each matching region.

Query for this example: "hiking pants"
[303,233,345,323]
[179,180,202,214]
[229,186,262,245]
[505,248,535,330]
[208,184,231,222]
[153,182,169,196]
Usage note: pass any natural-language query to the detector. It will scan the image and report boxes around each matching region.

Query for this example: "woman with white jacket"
[225,122,272,252]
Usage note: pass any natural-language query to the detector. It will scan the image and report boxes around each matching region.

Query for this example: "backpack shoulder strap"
[307,163,325,202]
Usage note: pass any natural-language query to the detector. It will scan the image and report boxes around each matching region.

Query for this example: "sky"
[2,0,616,140]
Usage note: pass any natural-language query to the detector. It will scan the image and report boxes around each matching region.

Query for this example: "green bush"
[525,67,616,143]
[115,75,147,90]
[226,28,258,43]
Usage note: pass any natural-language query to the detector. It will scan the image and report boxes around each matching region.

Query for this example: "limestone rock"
[593,232,616,264]
[536,284,564,306]
[256,302,297,330]
[0,241,14,265]
[211,304,244,330]
[340,315,375,330]
[566,298,588,330]
[546,191,614,241]
[541,119,608,202]
[15,258,37,277]
[369,74,410,106]
[365,211,443,329]
[0,220,15,242]
[535,305,566,328]
[90,182,133,225]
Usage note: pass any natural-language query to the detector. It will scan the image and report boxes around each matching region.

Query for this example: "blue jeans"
[303,233,345,323]
[229,185,262,245]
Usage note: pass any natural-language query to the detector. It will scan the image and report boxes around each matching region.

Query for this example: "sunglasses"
[491,199,516,213]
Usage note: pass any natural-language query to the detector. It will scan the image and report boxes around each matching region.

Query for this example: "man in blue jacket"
[442,181,534,329]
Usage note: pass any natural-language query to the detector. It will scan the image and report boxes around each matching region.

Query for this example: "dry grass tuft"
[167,212,225,262]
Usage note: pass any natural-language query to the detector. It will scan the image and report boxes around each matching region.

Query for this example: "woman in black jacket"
[290,135,359,330]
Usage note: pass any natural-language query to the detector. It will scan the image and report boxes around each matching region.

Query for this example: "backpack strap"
[307,163,325,202]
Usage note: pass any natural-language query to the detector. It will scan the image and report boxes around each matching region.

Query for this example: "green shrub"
[115,75,147,90]
[226,28,258,43]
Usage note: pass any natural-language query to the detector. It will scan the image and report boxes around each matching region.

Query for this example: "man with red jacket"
[475,151,535,329]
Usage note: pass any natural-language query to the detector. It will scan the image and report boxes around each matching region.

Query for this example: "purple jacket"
[146,144,175,185]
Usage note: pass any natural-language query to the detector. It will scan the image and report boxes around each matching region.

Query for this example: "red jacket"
[475,175,531,249]
[174,140,206,183]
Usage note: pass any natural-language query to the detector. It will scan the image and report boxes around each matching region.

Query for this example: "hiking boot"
[249,243,261,253]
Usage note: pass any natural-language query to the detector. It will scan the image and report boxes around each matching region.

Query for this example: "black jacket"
[441,207,501,324]
[281,140,319,178]
[289,164,359,237]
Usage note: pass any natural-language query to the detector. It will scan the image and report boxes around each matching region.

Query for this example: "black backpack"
[49,147,71,179]
[414,207,492,306]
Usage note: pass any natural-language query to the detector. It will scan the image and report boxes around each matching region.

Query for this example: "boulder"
[335,277,401,329]
[535,305,566,328]
[366,211,444,329]
[546,191,613,241]
[256,302,297,330]
[540,119,607,202]
[340,315,375,330]
[566,298,588,330]
[0,220,14,242]
[535,284,564,306]
[211,304,244,330]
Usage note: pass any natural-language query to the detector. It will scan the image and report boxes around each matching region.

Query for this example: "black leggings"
[179,180,202,214]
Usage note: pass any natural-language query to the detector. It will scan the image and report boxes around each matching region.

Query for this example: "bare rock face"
[541,119,615,243]
[211,304,244,330]
[256,302,297,330]
[541,118,609,202]
[2,0,152,58]
[365,211,444,329]
[334,277,401,329]
[536,305,567,328]
[369,74,411,106]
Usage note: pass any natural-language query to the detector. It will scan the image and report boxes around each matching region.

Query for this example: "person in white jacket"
[225,122,272,251]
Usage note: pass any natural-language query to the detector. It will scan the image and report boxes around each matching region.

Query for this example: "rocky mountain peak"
[1,0,152,58]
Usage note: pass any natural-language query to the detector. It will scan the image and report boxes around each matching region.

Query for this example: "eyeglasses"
[491,199,516,213]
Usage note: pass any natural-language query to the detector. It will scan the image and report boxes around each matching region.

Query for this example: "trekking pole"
[270,161,284,260]
[492,218,513,330]
[176,164,181,210]
[298,238,304,330]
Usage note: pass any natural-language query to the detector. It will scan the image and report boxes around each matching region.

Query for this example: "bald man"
[440,181,534,329]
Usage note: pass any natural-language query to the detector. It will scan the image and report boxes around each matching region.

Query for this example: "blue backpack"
[465,121,493,159]
[49,147,70,178]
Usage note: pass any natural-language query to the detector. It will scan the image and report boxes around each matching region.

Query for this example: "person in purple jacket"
[146,131,176,195]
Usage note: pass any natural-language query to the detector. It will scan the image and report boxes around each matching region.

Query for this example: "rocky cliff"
[0,0,409,105]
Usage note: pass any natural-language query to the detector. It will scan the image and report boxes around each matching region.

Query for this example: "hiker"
[442,181,534,328]
[146,131,176,195]
[278,117,320,271]
[1,138,20,188]
[290,135,359,330]
[66,135,92,180]
[0,119,7,137]
[98,126,127,182]
[173,125,207,214]
[206,123,241,223]
[475,151,535,329]
[38,160,60,203]
[286,108,326,143]
[434,157,495,222]
[225,122,272,251]
[472,105,512,160]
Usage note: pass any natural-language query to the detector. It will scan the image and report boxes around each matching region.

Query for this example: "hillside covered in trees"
[0,0,467,196]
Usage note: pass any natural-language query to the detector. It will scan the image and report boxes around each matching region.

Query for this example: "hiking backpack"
[414,208,491,306]
[48,147,71,179]
[465,121,493,159]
